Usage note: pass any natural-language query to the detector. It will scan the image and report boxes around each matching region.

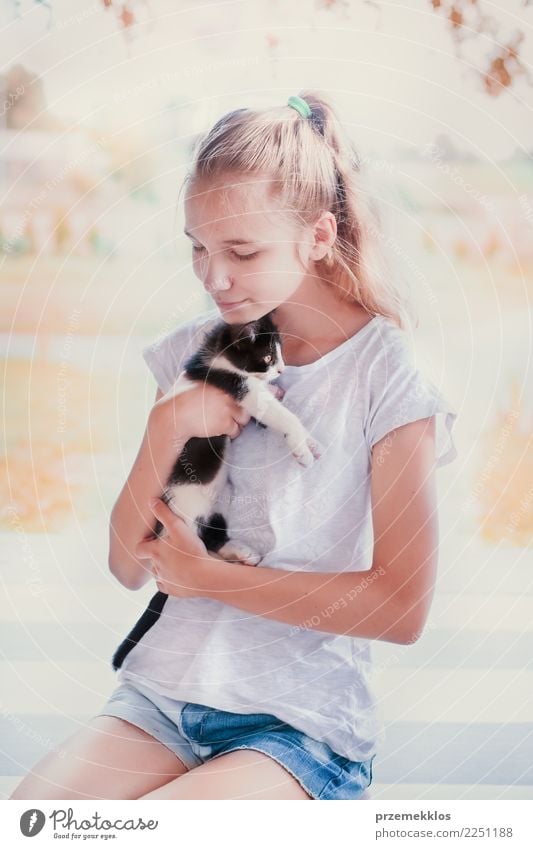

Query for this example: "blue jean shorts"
[96,679,374,800]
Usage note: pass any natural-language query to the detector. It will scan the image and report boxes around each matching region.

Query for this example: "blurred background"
[1,0,532,800]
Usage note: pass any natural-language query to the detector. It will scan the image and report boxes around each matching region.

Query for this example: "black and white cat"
[111,311,321,670]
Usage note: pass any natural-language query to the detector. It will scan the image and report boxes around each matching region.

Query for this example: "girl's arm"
[193,416,439,645]
[108,388,191,590]
[108,377,250,590]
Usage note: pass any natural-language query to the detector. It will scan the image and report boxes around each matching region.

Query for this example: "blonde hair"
[182,90,417,330]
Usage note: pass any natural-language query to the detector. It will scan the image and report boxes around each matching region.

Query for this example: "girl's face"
[184,174,329,323]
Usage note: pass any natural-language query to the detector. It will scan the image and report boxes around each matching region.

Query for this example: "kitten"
[111,311,321,670]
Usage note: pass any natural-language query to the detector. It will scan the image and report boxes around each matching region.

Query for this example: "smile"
[216,299,249,308]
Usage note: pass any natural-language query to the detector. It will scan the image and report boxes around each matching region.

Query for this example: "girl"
[11,91,458,801]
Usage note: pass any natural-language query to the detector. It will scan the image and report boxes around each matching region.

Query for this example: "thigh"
[9,716,189,800]
[141,748,312,800]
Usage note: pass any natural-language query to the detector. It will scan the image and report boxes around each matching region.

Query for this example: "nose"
[204,276,232,296]
[200,257,233,296]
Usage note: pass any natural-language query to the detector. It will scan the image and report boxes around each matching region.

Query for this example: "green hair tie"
[287,95,312,119]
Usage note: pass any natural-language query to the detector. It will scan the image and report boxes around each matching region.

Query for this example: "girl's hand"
[153,370,251,440]
[135,498,212,598]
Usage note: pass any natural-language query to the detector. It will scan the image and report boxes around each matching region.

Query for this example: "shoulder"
[143,310,219,359]
[142,310,220,392]
[361,317,439,404]
[349,315,417,403]
[363,316,417,375]
[362,317,459,468]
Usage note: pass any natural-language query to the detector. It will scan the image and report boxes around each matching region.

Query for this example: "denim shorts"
[96,680,374,800]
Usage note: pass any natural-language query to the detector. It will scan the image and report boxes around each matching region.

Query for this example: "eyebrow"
[183,229,255,246]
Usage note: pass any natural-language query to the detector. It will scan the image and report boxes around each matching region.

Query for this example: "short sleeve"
[364,355,458,469]
[142,313,216,393]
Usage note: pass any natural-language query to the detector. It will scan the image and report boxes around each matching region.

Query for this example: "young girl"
[11,91,457,801]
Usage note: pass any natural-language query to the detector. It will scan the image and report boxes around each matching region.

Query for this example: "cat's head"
[221,312,284,381]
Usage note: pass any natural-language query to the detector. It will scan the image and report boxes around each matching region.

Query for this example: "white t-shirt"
[117,310,458,761]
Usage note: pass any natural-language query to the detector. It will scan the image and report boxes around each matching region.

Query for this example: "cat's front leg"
[216,540,262,566]
[241,379,322,467]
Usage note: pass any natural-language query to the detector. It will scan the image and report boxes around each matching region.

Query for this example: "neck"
[273,278,327,333]
[270,274,372,367]
[272,278,365,346]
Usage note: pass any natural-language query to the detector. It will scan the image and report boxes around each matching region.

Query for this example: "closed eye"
[192,245,258,262]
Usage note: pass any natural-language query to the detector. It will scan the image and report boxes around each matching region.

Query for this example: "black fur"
[111,312,281,671]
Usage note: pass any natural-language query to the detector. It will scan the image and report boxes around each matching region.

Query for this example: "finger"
[233,417,246,433]
[233,401,251,421]
[135,540,156,559]
[228,420,241,439]
[235,409,252,427]
[148,497,182,529]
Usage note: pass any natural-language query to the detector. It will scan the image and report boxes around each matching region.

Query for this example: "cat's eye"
[264,355,272,364]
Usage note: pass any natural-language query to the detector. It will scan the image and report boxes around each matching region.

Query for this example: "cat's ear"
[235,321,259,346]
[255,311,277,334]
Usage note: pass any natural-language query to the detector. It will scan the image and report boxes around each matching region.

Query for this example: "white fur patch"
[210,353,246,376]
[164,462,228,527]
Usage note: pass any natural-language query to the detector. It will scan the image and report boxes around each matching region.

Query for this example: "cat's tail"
[111,590,168,671]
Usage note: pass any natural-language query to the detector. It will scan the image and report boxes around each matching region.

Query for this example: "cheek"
[251,251,305,295]
[269,277,304,306]
[192,256,204,280]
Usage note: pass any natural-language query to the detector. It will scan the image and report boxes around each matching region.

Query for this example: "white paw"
[286,433,322,467]
[217,541,262,566]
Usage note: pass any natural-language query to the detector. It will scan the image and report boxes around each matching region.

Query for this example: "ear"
[234,321,259,346]
[310,210,337,261]
[247,323,257,344]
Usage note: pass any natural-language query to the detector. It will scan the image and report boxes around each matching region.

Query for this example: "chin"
[217,302,276,325]
[219,302,252,320]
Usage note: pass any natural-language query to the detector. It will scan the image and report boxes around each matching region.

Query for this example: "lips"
[216,299,247,307]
